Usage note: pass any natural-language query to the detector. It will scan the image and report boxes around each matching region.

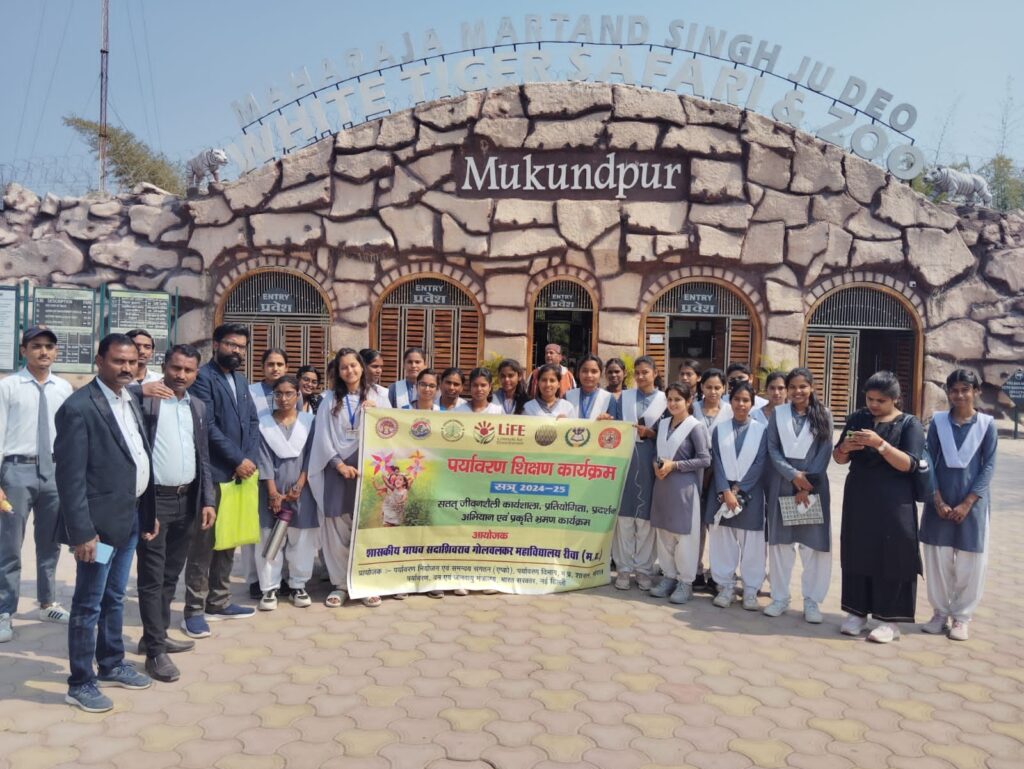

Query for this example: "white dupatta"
[393,379,414,409]
[657,415,699,460]
[717,419,766,482]
[933,411,993,469]
[693,398,733,431]
[622,389,667,426]
[249,382,273,417]
[776,403,815,460]
[566,388,612,421]
[308,390,363,515]
[259,411,313,460]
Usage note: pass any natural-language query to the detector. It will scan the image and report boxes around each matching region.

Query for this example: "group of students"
[258,343,996,645]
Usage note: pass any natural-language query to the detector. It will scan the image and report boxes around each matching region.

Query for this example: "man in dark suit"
[55,334,157,712]
[180,323,258,638]
[132,344,216,682]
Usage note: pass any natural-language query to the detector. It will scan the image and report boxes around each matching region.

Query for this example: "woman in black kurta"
[833,371,925,643]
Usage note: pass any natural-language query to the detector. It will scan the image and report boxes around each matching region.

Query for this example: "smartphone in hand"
[94,542,114,565]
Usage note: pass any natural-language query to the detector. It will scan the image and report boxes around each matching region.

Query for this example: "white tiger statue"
[923,165,993,207]
[185,148,229,193]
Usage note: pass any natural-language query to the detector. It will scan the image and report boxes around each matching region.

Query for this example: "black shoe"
[249,581,261,599]
[692,574,708,593]
[145,653,180,683]
[137,636,196,656]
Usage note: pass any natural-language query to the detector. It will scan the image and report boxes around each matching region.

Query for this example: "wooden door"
[726,317,752,369]
[805,330,858,421]
[644,315,669,378]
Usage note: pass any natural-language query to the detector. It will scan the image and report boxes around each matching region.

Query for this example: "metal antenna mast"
[99,0,109,193]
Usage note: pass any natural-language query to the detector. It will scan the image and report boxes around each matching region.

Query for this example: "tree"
[980,154,1024,211]
[63,115,185,195]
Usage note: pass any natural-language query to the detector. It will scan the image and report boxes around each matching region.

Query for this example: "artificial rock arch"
[2,82,1022,417]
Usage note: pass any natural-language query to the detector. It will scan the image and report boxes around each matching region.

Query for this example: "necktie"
[36,382,54,481]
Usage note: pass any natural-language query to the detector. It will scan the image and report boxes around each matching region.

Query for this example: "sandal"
[361,595,382,608]
[427,590,444,599]
[325,589,347,608]
[392,593,408,600]
[453,589,469,596]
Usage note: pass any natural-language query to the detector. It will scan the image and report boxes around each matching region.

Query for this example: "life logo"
[409,419,431,439]
[564,426,591,448]
[473,421,496,444]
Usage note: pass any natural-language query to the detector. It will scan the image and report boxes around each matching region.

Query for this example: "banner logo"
[441,420,465,441]
[534,426,558,446]
[565,426,591,448]
[474,421,497,444]
[598,428,623,449]
[376,417,399,439]
[410,419,432,439]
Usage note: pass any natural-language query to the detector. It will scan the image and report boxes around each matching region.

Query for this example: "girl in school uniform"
[763,368,833,623]
[493,359,529,415]
[437,368,467,411]
[604,358,627,405]
[404,369,441,411]
[649,383,712,604]
[309,348,386,609]
[565,354,620,420]
[705,381,769,610]
[692,368,733,592]
[920,369,997,641]
[250,348,289,416]
[360,348,391,406]
[523,364,577,418]
[456,368,503,415]
[297,365,323,414]
[614,356,666,591]
[753,370,787,426]
[255,375,319,611]
[388,347,427,409]
[677,358,702,391]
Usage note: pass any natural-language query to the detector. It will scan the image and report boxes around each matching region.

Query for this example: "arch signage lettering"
[226,13,922,179]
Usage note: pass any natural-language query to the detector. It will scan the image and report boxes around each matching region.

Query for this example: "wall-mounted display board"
[32,287,96,373]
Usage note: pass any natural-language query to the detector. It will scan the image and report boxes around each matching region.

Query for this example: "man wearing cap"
[0,327,74,643]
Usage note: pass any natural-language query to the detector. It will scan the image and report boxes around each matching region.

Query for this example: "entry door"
[235,319,329,383]
[805,330,858,420]
[377,305,482,385]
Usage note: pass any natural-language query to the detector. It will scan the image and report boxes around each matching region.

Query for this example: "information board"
[0,287,18,372]
[1002,369,1024,407]
[33,287,96,373]
[107,290,171,365]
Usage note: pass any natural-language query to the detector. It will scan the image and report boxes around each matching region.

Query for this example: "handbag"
[779,494,824,526]
[213,472,261,550]
[912,446,935,504]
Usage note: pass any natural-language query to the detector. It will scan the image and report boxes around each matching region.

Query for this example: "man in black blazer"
[55,334,157,712]
[133,344,216,682]
[180,323,258,638]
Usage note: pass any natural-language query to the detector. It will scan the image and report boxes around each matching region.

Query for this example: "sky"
[1,0,1021,196]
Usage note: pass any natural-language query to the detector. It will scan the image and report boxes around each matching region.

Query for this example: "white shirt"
[139,368,163,384]
[455,401,503,415]
[96,379,150,497]
[0,368,73,458]
[152,392,197,486]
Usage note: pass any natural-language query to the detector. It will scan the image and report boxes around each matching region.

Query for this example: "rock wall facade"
[1,83,1021,417]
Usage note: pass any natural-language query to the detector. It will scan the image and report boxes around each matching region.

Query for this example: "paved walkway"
[2,441,1023,769]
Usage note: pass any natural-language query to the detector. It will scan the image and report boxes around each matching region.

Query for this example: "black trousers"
[136,487,196,656]
[841,572,917,623]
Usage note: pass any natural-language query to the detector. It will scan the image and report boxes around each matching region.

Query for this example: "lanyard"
[579,390,596,419]
[344,393,359,430]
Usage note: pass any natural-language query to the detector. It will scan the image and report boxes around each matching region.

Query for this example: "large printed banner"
[348,409,635,598]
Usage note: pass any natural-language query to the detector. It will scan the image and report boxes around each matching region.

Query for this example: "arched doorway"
[804,284,922,419]
[372,275,483,386]
[219,269,331,382]
[529,278,596,373]
[643,279,759,381]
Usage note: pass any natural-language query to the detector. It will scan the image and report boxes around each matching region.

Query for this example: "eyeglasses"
[219,341,247,352]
